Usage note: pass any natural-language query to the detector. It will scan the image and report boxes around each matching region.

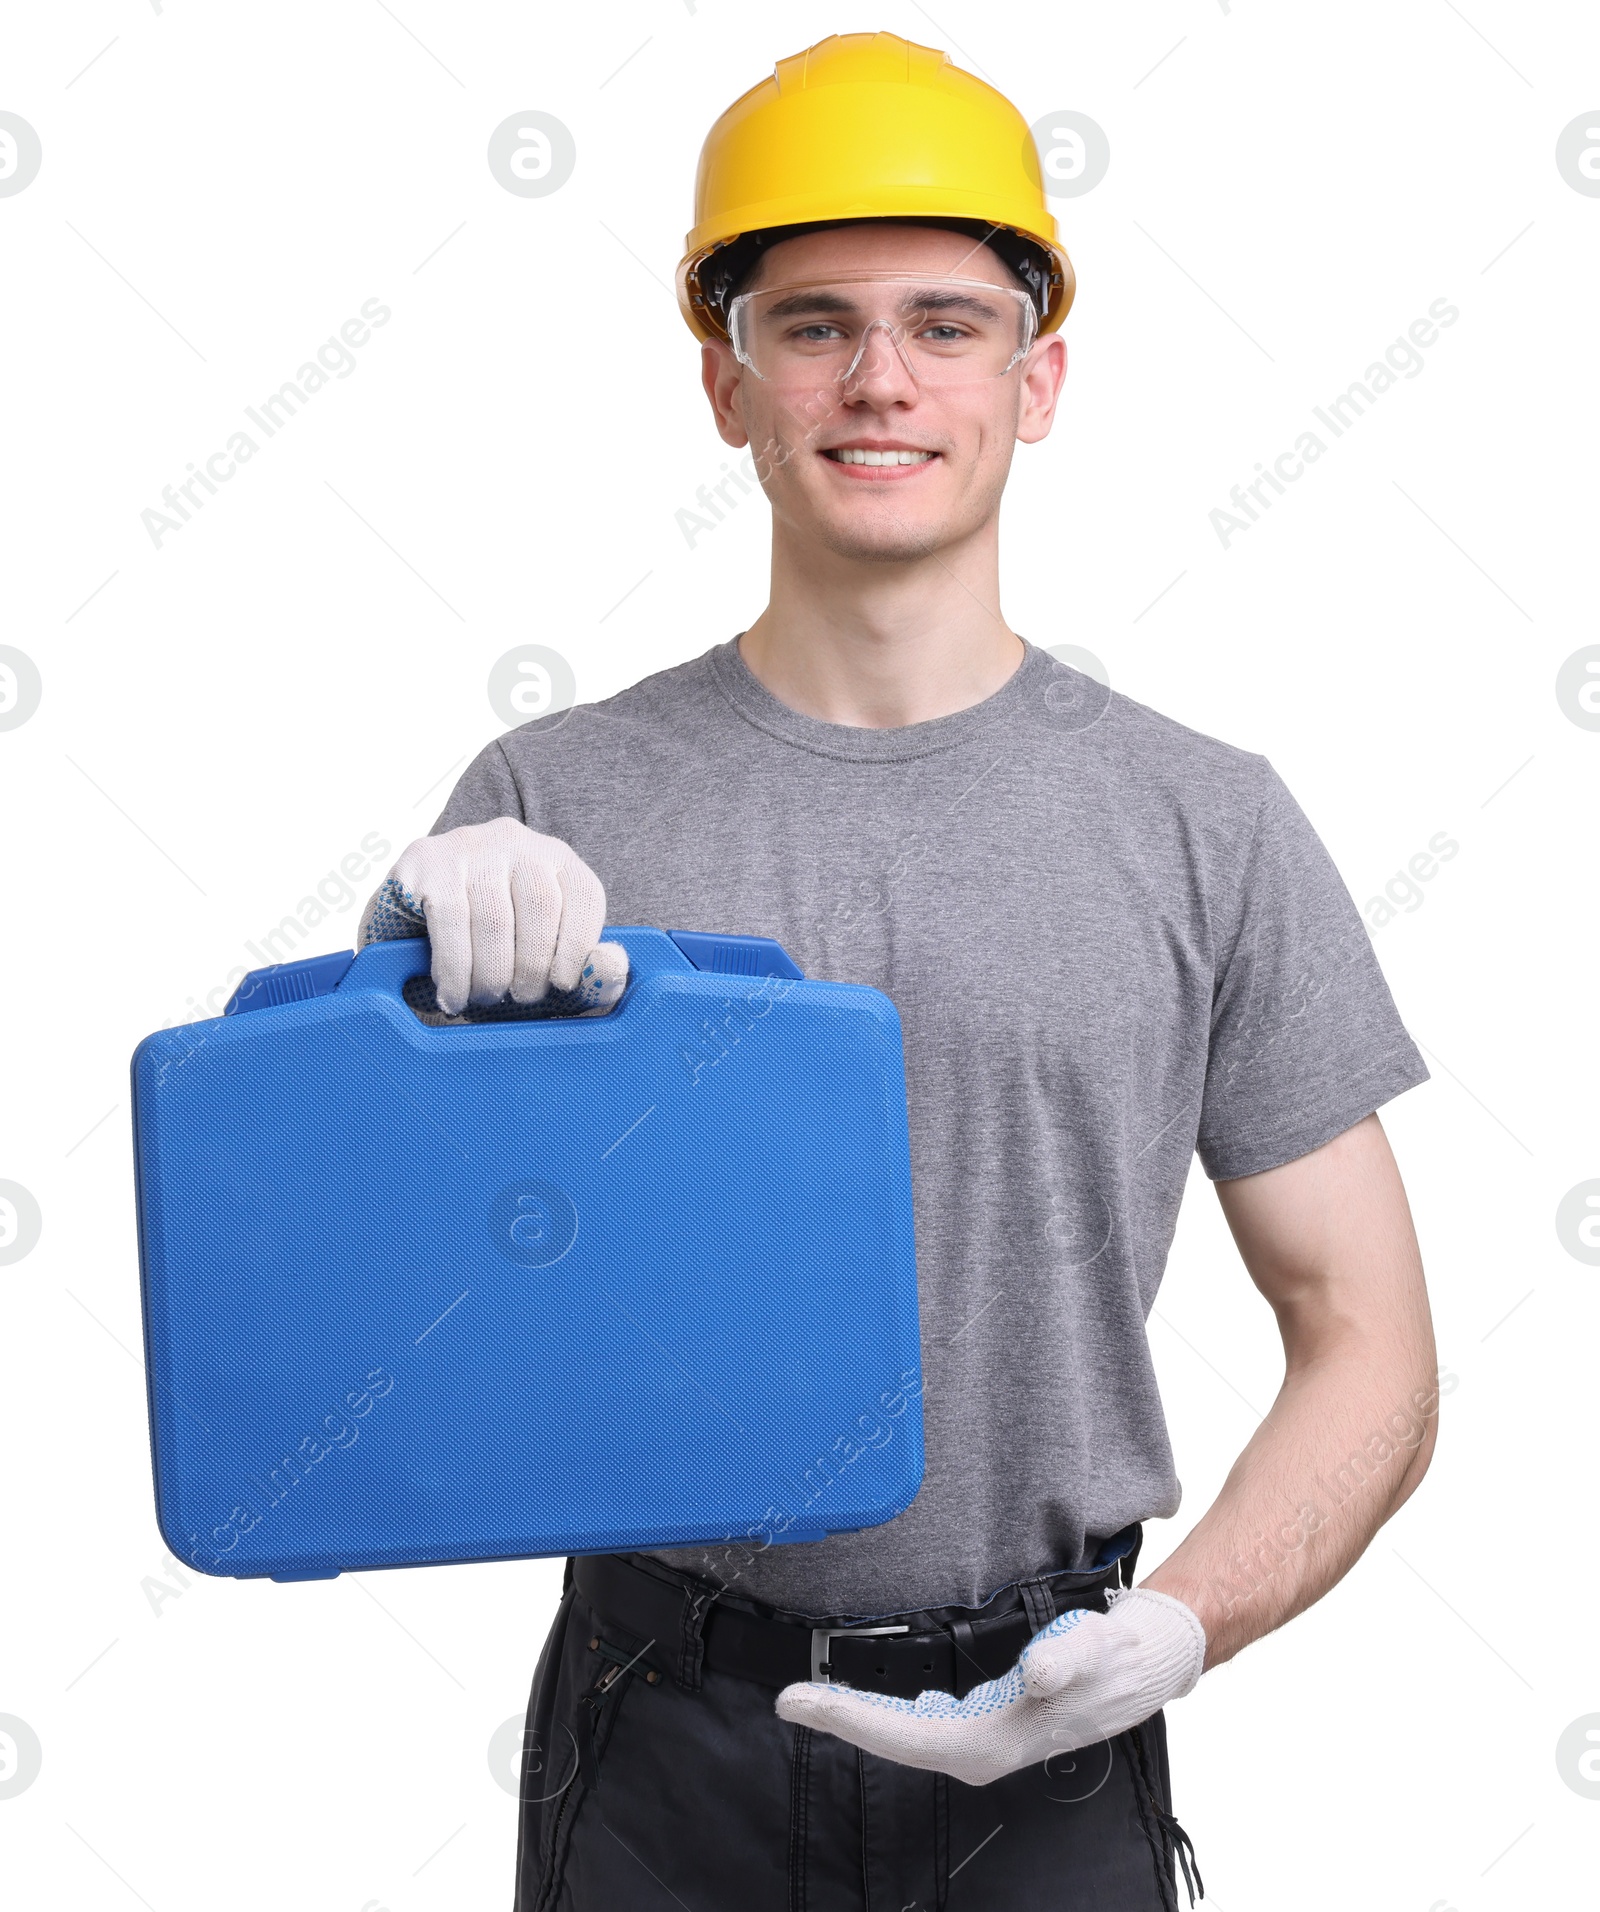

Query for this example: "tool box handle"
[222,927,804,1020]
[332,925,701,1003]
[333,926,807,998]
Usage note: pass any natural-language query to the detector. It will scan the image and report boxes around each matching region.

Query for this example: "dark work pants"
[512,1547,1199,1911]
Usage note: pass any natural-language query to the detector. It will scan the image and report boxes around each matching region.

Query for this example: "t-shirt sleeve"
[1195,757,1430,1180]
[428,738,526,835]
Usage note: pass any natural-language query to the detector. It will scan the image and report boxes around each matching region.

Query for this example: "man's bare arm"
[1139,1112,1439,1672]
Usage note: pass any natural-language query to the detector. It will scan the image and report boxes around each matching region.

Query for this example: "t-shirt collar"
[707,632,1052,763]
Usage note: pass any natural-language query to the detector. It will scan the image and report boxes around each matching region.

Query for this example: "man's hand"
[357,818,628,1017]
[773,1587,1205,1787]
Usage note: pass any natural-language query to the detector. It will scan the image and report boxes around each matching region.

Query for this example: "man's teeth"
[830,448,935,466]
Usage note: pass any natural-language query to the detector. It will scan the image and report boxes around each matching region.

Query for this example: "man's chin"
[807,511,951,564]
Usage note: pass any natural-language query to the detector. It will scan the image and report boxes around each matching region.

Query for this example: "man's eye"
[792,323,847,343]
[919,323,970,344]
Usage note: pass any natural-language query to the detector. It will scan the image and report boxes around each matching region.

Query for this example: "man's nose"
[839,319,919,403]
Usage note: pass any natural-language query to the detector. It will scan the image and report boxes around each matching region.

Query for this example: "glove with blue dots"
[775,1586,1206,1788]
[357,818,628,1020]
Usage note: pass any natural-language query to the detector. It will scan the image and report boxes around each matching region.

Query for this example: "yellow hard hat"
[677,32,1074,344]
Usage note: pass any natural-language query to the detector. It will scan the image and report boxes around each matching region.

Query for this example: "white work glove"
[357,817,629,1018]
[775,1587,1206,1788]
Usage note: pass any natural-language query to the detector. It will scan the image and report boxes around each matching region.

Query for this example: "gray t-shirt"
[432,637,1428,1619]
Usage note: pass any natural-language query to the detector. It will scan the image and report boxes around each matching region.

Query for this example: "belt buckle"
[810,1623,910,1686]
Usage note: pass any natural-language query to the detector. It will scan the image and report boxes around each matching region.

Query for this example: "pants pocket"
[1126,1713,1203,1911]
[512,1585,589,1912]
[571,1629,651,1790]
[520,1599,655,1912]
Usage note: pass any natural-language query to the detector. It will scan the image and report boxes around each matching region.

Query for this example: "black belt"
[571,1547,1133,1701]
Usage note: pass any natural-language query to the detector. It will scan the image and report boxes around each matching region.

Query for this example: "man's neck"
[737,524,1024,730]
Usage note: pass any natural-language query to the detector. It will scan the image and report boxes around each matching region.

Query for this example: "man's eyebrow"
[754,285,1014,322]
[757,289,861,320]
[897,287,1009,321]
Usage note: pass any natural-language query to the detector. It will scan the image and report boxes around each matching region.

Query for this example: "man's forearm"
[1140,1338,1441,1671]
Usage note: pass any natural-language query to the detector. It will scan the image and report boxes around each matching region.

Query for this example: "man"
[361,33,1437,1910]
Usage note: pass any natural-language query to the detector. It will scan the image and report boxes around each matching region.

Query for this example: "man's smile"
[821,441,941,479]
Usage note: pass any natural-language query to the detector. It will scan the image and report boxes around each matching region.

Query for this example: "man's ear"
[702,340,750,450]
[1016,332,1068,446]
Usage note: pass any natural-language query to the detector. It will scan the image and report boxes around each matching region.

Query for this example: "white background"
[2,2,1597,1907]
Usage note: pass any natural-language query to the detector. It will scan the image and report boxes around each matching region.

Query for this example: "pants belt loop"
[677,1579,721,1690]
[1018,1576,1057,1635]
[1120,1522,1145,1589]
[945,1618,978,1698]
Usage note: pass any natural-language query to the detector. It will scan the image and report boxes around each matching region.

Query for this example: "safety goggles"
[726,273,1040,389]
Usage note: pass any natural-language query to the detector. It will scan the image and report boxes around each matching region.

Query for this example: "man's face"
[702,224,1066,565]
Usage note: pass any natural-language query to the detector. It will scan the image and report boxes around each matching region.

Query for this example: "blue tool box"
[130,928,924,1581]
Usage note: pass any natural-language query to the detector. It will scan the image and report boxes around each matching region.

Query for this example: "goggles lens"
[727,275,1039,388]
